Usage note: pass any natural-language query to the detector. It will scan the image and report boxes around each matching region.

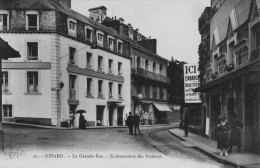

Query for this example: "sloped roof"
[210,0,251,49]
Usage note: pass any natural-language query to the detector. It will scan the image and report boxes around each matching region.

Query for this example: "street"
[0,125,235,168]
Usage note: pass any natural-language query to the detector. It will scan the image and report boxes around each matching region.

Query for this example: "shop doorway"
[96,106,104,126]
[211,95,221,139]
[117,106,124,126]
[245,85,260,153]
[69,105,77,114]
[109,104,115,126]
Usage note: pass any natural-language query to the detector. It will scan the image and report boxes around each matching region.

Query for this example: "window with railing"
[98,56,103,71]
[27,42,38,60]
[98,80,103,98]
[3,104,12,117]
[2,71,8,92]
[86,52,92,69]
[27,72,38,93]
[87,78,92,97]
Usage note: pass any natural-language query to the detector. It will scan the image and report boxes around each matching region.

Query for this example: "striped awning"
[153,103,173,112]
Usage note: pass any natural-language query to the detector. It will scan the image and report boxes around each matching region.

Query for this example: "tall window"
[159,64,163,74]
[69,47,76,64]
[153,62,156,73]
[26,11,39,30]
[145,59,149,71]
[118,62,122,76]
[117,41,123,54]
[98,56,103,71]
[68,19,76,37]
[160,88,164,99]
[2,71,8,92]
[69,75,77,100]
[27,72,38,93]
[108,59,113,74]
[86,52,92,69]
[108,38,114,51]
[153,86,157,99]
[97,33,104,47]
[109,82,113,98]
[0,14,8,30]
[145,85,149,98]
[3,105,12,117]
[98,80,103,98]
[87,78,92,97]
[27,42,38,60]
[118,84,122,99]
[85,27,93,42]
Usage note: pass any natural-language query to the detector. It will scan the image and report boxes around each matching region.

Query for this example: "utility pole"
[0,57,3,152]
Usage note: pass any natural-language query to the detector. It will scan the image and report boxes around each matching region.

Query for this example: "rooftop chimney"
[55,0,71,9]
[88,6,107,23]
[118,18,124,24]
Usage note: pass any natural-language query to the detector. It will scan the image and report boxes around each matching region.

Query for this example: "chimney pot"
[136,28,139,32]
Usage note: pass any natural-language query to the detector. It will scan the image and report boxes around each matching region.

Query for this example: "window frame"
[108,59,113,74]
[96,31,104,47]
[107,35,115,51]
[69,46,76,65]
[26,11,39,31]
[118,62,122,76]
[67,18,77,37]
[86,78,93,97]
[117,40,123,54]
[27,71,39,93]
[86,52,92,69]
[27,42,38,60]
[85,26,93,42]
[3,104,12,118]
[118,84,122,99]
[108,82,113,98]
[2,71,9,92]
[0,10,9,30]
[98,80,103,98]
[98,56,103,71]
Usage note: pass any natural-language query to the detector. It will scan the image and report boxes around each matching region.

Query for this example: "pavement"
[169,128,260,168]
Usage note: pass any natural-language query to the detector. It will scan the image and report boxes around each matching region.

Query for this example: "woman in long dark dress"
[79,113,86,129]
[217,115,230,157]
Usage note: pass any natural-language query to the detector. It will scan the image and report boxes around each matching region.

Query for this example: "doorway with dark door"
[245,84,260,153]
[109,104,115,126]
[210,94,221,140]
[96,105,105,126]
[117,106,124,126]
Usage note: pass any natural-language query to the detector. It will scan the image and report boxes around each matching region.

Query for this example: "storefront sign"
[184,64,201,103]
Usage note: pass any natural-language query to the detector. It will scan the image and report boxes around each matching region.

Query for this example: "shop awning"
[0,38,21,59]
[153,103,173,112]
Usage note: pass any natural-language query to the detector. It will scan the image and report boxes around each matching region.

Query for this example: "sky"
[71,0,210,63]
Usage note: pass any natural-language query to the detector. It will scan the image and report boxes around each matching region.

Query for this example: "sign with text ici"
[184,64,201,103]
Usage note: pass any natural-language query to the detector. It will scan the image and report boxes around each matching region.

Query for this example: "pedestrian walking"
[183,113,189,137]
[69,111,75,128]
[134,113,141,135]
[126,112,134,135]
[79,113,87,129]
[228,114,243,153]
[217,115,230,157]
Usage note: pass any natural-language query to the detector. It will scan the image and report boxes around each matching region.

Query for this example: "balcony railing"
[69,89,77,100]
[132,68,170,84]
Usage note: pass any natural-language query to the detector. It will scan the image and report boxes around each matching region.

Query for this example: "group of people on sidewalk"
[216,114,243,157]
[126,112,142,135]
[69,111,87,129]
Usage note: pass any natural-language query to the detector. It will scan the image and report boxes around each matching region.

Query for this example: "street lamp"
[0,38,21,152]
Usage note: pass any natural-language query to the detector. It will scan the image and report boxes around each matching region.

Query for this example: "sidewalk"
[169,128,260,168]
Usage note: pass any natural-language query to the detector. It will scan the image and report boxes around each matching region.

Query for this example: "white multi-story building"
[0,0,131,127]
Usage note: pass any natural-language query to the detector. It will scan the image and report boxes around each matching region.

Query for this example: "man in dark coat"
[228,114,243,153]
[217,115,230,157]
[126,112,134,135]
[134,113,141,135]
[183,114,189,137]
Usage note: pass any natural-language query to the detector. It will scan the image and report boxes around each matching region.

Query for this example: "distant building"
[94,8,172,124]
[0,0,131,127]
[195,0,260,153]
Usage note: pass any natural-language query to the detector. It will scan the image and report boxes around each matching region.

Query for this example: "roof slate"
[210,0,251,48]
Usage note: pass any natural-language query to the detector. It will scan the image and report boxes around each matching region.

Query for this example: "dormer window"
[67,18,77,37]
[26,11,39,30]
[85,26,93,42]
[0,10,9,30]
[117,40,123,54]
[97,31,104,47]
[128,30,133,39]
[108,37,114,51]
